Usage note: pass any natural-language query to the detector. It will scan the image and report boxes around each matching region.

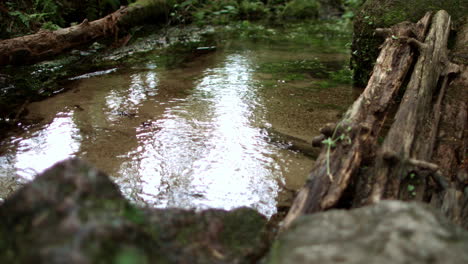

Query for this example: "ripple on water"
[0,41,353,217]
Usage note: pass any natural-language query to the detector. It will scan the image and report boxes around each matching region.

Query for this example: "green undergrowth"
[1,0,363,39]
[282,0,320,20]
[218,19,352,53]
[170,0,274,25]
[1,0,137,38]
[168,0,359,26]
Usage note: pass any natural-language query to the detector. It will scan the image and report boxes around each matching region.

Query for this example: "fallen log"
[281,12,432,230]
[430,17,468,228]
[363,10,459,205]
[0,0,171,66]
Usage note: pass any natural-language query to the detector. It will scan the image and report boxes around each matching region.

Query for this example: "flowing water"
[0,23,355,216]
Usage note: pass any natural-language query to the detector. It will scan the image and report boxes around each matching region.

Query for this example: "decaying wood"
[430,16,468,228]
[364,10,457,204]
[281,13,432,230]
[0,2,167,66]
[282,10,468,231]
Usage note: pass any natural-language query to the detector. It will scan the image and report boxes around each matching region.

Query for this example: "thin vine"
[321,119,352,182]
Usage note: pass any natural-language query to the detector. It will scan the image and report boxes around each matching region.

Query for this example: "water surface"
[0,24,354,216]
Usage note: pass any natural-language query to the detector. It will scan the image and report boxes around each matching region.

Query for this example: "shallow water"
[0,24,354,216]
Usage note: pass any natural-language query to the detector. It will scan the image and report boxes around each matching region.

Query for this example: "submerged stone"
[265,200,468,264]
[0,159,269,264]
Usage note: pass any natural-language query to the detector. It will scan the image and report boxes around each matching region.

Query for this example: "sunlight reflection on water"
[116,54,280,216]
[0,43,352,217]
[6,112,81,180]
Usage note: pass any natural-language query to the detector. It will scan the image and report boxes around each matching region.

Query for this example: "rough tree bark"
[359,10,459,206]
[281,12,432,230]
[0,1,170,66]
[430,17,468,229]
[348,13,467,229]
[282,10,468,231]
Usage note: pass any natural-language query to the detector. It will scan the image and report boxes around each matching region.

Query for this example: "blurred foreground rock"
[0,159,269,264]
[266,200,468,264]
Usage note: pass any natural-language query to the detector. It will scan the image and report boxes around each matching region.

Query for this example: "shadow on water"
[0,21,356,217]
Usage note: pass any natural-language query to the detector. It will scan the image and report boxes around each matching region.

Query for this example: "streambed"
[0,22,354,216]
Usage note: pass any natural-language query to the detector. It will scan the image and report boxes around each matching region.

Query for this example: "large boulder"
[266,201,468,264]
[0,158,269,264]
[351,0,467,87]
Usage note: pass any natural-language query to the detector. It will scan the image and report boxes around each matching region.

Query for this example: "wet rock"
[266,201,468,264]
[0,159,269,264]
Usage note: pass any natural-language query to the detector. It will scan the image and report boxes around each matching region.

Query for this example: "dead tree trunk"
[281,10,468,231]
[281,12,432,230]
[430,17,468,229]
[361,10,459,205]
[0,1,170,66]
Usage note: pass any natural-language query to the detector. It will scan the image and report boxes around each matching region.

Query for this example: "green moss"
[264,240,283,264]
[131,0,174,7]
[122,205,146,225]
[257,59,328,78]
[175,225,200,245]
[257,59,352,88]
[114,247,149,264]
[219,208,266,252]
[351,0,468,87]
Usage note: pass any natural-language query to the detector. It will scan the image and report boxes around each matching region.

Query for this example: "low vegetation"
[0,0,364,39]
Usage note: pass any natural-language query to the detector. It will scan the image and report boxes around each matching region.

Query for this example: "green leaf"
[322,138,336,147]
[407,185,415,192]
[9,11,30,27]
[180,0,194,8]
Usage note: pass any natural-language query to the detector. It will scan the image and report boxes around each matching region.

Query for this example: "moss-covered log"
[0,0,172,66]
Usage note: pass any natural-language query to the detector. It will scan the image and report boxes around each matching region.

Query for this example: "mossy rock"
[0,159,270,264]
[351,0,468,87]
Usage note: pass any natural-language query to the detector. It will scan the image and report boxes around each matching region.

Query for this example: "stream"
[0,22,355,217]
